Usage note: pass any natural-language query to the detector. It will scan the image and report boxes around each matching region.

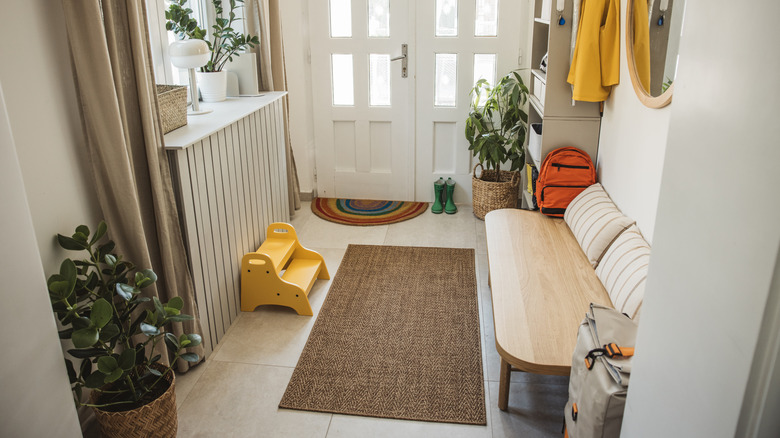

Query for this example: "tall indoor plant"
[166,0,260,101]
[465,71,529,219]
[48,222,201,438]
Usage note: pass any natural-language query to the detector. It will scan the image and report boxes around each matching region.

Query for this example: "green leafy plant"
[48,222,201,411]
[165,0,260,72]
[465,71,529,181]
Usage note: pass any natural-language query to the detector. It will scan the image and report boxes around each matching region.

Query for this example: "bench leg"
[498,357,511,411]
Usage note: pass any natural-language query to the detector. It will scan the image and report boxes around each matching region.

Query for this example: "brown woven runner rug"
[279,245,485,425]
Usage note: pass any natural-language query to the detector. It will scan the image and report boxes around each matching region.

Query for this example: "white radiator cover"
[165,93,290,355]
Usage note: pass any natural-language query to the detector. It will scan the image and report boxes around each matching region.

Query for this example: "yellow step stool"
[241,222,329,316]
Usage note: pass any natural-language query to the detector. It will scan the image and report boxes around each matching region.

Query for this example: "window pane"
[330,0,352,38]
[434,53,457,107]
[475,0,498,36]
[332,54,354,105]
[435,0,458,37]
[369,54,391,106]
[368,0,390,37]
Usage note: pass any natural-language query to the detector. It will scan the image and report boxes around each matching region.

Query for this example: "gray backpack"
[564,304,638,438]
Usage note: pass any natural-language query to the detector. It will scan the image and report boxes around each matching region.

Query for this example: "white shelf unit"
[521,0,602,209]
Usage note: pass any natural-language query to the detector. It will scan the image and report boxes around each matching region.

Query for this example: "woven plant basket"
[156,85,187,134]
[91,363,177,438]
[472,163,520,220]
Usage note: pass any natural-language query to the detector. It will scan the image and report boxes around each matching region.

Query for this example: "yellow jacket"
[567,0,620,102]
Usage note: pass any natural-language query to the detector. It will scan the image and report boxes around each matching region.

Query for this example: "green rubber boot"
[445,178,458,214]
[432,178,445,214]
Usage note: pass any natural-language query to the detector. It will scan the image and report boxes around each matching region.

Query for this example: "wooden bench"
[485,208,613,410]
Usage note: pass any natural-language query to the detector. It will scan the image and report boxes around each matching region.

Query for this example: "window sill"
[163,92,287,150]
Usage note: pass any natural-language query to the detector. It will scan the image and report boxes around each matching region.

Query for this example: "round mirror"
[626,0,685,108]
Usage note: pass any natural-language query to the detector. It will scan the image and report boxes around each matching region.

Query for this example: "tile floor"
[174,202,569,437]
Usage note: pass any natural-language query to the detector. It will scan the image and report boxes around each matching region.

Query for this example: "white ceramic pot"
[196,71,227,103]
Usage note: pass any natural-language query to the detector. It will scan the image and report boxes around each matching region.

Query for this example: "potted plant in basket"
[48,222,200,438]
[166,0,260,102]
[465,71,530,220]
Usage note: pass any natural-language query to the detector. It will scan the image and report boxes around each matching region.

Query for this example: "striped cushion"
[564,183,635,267]
[595,225,650,319]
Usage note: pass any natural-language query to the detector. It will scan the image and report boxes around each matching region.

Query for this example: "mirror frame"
[626,0,674,109]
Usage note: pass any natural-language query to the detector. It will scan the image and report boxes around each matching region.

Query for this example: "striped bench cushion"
[564,183,635,267]
[595,225,650,319]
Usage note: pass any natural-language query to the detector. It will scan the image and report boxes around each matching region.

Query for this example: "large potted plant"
[48,222,201,438]
[166,0,260,102]
[465,71,529,220]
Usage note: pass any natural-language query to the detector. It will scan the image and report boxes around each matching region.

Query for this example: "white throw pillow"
[595,225,650,319]
[564,183,635,267]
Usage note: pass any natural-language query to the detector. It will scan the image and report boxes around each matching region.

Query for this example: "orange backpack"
[535,147,596,217]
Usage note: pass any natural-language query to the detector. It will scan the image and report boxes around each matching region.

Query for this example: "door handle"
[390,44,408,78]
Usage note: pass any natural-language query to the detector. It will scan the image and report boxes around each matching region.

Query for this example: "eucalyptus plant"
[166,0,260,72]
[48,222,200,410]
[465,71,530,181]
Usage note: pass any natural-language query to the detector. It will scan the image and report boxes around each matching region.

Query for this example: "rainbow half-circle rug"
[311,198,428,226]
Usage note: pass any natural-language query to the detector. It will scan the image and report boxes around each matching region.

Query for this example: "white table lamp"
[169,40,212,115]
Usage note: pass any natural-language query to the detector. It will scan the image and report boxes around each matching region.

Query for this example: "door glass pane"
[434,53,457,107]
[475,0,498,36]
[473,54,497,85]
[330,0,352,38]
[435,0,458,37]
[332,54,355,105]
[369,54,391,106]
[368,0,390,37]
[473,54,496,105]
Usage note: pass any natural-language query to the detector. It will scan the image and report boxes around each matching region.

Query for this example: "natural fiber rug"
[279,245,485,425]
[311,198,428,226]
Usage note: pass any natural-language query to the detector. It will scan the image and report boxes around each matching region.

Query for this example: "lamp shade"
[169,40,210,69]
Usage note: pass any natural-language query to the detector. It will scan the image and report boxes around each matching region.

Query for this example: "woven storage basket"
[472,163,520,220]
[91,363,177,438]
[156,85,187,134]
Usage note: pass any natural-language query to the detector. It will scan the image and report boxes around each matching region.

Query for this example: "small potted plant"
[48,222,201,438]
[465,71,529,220]
[166,0,260,102]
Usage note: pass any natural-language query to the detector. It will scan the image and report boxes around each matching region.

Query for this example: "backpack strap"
[584,344,635,369]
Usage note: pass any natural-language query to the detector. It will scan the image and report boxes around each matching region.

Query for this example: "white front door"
[310,0,415,201]
[310,0,524,202]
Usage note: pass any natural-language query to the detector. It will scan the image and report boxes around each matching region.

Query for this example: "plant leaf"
[186,333,203,347]
[105,254,117,267]
[164,332,179,352]
[104,368,124,383]
[57,234,87,251]
[116,283,136,301]
[90,221,107,245]
[99,324,120,342]
[67,348,104,359]
[140,323,160,336]
[180,353,200,363]
[167,314,194,322]
[72,327,99,348]
[167,296,184,310]
[90,298,113,329]
[118,349,136,370]
[84,371,106,388]
[65,359,78,384]
[97,356,119,375]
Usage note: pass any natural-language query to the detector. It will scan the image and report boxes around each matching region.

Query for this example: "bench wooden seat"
[485,208,613,410]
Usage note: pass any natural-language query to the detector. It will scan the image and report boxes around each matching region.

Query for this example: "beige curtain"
[247,0,301,213]
[61,0,204,372]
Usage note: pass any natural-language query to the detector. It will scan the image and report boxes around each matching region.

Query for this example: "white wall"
[0,1,102,270]
[0,84,82,438]
[0,2,104,434]
[280,0,317,196]
[596,0,671,243]
[621,0,780,436]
